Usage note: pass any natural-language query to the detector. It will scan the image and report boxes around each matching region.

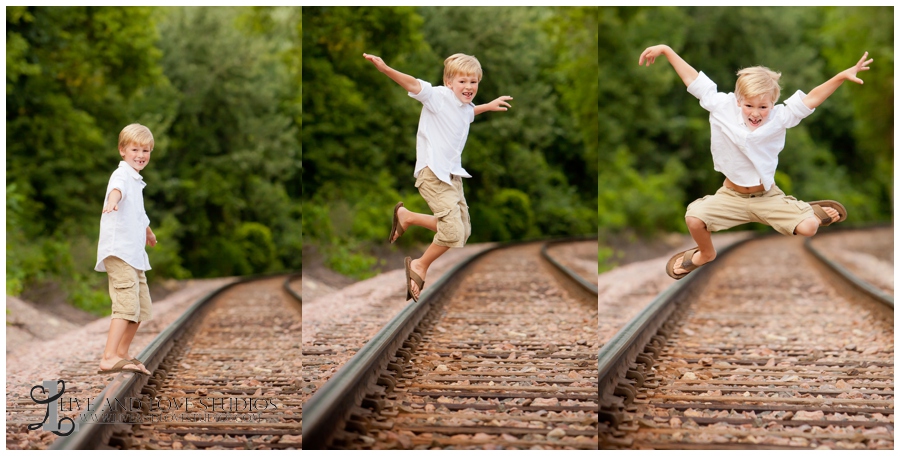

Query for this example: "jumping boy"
[637,45,872,279]
[95,123,157,375]
[364,52,513,301]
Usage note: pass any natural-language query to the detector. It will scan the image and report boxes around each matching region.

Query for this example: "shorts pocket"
[434,208,460,244]
[112,280,137,314]
[686,194,712,211]
[781,195,809,213]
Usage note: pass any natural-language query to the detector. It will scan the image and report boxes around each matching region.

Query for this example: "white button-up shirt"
[688,71,815,190]
[409,79,474,185]
[95,161,151,272]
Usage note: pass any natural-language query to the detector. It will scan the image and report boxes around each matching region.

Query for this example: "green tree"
[143,7,299,277]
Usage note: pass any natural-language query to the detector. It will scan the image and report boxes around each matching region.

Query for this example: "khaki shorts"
[104,256,152,322]
[685,184,814,236]
[415,167,471,248]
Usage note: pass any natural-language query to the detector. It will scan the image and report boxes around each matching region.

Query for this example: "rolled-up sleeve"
[778,90,815,129]
[108,174,127,200]
[409,79,441,113]
[688,71,733,113]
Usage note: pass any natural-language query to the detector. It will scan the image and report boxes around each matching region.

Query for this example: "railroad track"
[598,233,894,450]
[49,274,302,450]
[303,239,599,449]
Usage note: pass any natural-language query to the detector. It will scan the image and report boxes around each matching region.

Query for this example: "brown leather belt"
[724,178,765,194]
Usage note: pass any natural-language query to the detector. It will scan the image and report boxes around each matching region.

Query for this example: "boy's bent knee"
[794,217,819,237]
[685,216,708,232]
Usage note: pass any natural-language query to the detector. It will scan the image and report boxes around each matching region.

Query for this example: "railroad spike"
[626,369,645,387]
[377,375,396,392]
[615,382,638,405]
[636,353,655,367]
[361,397,384,412]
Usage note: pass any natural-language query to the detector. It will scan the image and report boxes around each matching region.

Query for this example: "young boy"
[638,45,872,279]
[364,52,513,301]
[95,123,158,375]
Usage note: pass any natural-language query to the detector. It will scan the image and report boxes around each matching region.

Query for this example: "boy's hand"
[840,51,873,85]
[486,96,513,111]
[363,53,388,72]
[146,227,157,247]
[639,45,670,66]
[474,96,513,115]
[102,203,118,213]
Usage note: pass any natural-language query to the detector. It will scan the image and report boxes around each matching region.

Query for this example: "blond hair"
[443,53,482,85]
[735,66,782,103]
[118,123,154,151]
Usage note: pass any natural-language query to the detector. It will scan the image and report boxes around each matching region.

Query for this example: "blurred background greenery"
[6,6,301,314]
[599,6,893,257]
[302,6,599,279]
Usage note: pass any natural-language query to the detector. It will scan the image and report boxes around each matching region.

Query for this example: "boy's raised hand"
[841,52,873,84]
[639,45,669,66]
[486,96,513,112]
[363,53,388,72]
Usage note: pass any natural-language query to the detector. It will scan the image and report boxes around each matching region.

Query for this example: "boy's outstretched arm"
[803,52,873,110]
[102,189,122,213]
[363,53,421,94]
[474,96,513,115]
[639,44,699,87]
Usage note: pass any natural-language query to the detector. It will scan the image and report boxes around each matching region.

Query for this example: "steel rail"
[284,271,302,307]
[541,236,599,294]
[804,237,893,308]
[49,272,298,450]
[596,236,752,407]
[302,237,595,449]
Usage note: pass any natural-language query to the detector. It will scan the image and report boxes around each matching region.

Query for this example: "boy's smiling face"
[737,94,774,131]
[119,142,152,173]
[446,73,479,104]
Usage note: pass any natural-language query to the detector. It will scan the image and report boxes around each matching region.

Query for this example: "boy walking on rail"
[638,45,872,279]
[365,52,513,301]
[95,123,158,375]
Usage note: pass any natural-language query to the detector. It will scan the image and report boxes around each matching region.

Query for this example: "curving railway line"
[598,232,894,450]
[303,239,599,450]
[48,274,302,450]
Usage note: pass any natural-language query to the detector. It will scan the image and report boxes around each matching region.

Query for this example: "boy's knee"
[794,217,819,237]
[685,216,708,232]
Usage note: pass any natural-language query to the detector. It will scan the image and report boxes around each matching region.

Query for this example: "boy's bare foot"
[391,207,411,243]
[818,206,841,224]
[409,258,427,300]
[671,249,715,276]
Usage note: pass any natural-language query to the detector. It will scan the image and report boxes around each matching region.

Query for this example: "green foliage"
[598,245,618,274]
[146,214,191,280]
[325,243,380,280]
[234,222,279,273]
[68,273,112,316]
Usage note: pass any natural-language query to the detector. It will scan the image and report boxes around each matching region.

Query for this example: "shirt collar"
[118,161,144,180]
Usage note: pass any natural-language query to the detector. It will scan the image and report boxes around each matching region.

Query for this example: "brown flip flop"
[131,358,151,375]
[666,247,702,280]
[97,359,149,375]
[405,256,425,302]
[389,202,405,243]
[808,200,847,226]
